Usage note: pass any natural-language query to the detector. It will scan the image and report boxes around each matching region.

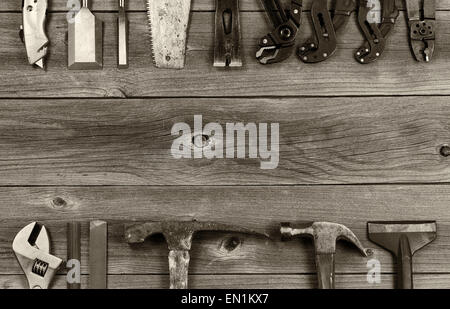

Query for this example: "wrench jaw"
[12,222,63,289]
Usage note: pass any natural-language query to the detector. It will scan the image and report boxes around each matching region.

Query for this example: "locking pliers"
[298,0,355,63]
[355,0,398,64]
[12,222,63,289]
[405,0,435,62]
[256,0,302,64]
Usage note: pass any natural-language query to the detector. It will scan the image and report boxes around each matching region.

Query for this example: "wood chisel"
[118,0,129,68]
[68,0,103,70]
[89,220,107,289]
[67,222,81,289]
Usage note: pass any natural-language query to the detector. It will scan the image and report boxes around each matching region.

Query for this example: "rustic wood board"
[0,11,449,97]
[2,274,450,289]
[2,0,450,12]
[0,97,448,185]
[1,0,449,290]
[0,185,449,277]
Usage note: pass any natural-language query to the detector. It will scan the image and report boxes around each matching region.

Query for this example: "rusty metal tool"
[67,222,81,289]
[256,0,302,64]
[355,0,398,64]
[118,0,129,68]
[281,222,368,289]
[20,0,49,69]
[214,0,242,67]
[12,222,63,289]
[89,220,108,289]
[368,221,437,289]
[146,0,192,69]
[405,0,435,62]
[298,0,355,63]
[125,221,267,289]
[68,0,103,70]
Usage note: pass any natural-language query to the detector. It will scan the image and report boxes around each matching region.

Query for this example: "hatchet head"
[125,221,266,251]
[281,221,368,256]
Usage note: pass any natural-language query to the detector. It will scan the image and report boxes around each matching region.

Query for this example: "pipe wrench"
[256,0,302,64]
[21,0,49,69]
[405,0,435,62]
[12,222,63,289]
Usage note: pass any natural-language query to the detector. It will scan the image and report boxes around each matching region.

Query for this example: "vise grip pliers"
[256,0,302,64]
[355,0,398,64]
[298,0,355,63]
[405,0,435,62]
[12,222,63,289]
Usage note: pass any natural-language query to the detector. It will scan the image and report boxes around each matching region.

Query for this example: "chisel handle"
[315,253,335,289]
[168,250,190,289]
[397,235,413,289]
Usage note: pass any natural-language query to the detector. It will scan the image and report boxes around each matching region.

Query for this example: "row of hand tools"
[12,220,437,289]
[21,0,435,70]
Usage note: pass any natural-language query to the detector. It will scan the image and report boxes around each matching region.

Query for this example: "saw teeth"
[146,0,156,65]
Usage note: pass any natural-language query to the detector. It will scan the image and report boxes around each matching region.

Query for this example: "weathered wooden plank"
[0,185,448,275]
[0,98,449,185]
[0,11,450,97]
[8,0,450,12]
[2,274,449,289]
[2,0,449,12]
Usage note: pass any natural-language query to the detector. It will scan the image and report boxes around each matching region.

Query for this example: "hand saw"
[145,0,192,69]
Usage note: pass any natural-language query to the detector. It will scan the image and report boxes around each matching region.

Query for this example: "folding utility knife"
[21,0,49,69]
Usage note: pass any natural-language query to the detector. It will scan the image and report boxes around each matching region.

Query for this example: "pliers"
[298,0,355,63]
[355,0,399,64]
[256,0,302,64]
[12,222,63,289]
[405,0,435,62]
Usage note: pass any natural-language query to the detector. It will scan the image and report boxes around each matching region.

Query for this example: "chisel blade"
[89,220,107,289]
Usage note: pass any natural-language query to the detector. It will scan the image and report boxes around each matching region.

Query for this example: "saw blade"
[146,0,192,69]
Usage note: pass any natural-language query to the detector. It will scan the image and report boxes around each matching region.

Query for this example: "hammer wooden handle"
[315,253,335,289]
[168,250,190,289]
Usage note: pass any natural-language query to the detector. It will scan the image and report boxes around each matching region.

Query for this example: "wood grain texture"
[0,11,450,97]
[0,185,448,276]
[1,274,450,289]
[3,0,448,12]
[0,97,448,185]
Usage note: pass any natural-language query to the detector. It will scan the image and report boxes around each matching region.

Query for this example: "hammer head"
[281,222,368,256]
[125,221,266,251]
[368,221,437,257]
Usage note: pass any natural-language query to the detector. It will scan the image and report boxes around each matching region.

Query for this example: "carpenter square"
[89,220,108,289]
[21,0,49,69]
[281,222,368,289]
[125,221,267,289]
[367,221,437,289]
[68,0,103,70]
[118,0,129,68]
[214,0,242,67]
[146,0,192,69]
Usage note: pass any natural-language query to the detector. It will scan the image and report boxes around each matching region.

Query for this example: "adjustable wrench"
[12,222,63,289]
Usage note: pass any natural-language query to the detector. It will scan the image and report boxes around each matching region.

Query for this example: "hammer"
[281,221,368,289]
[125,221,266,289]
